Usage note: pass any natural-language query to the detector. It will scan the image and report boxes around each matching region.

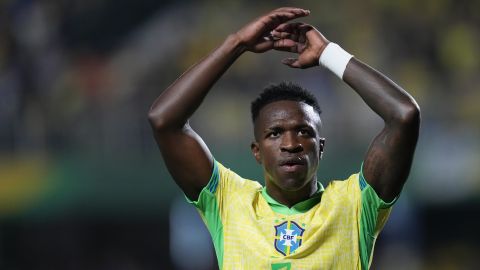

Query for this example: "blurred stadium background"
[0,0,479,269]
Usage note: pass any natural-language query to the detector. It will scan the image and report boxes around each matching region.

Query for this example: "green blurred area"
[0,154,173,219]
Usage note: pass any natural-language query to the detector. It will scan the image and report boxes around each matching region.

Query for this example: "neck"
[266,178,318,208]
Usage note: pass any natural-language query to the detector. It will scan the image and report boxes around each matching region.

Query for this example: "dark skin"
[251,100,325,206]
[149,7,420,205]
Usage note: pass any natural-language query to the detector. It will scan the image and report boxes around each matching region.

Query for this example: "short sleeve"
[184,160,227,267]
[185,159,220,210]
[358,164,398,269]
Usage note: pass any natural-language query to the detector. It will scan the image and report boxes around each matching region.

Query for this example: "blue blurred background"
[0,0,479,269]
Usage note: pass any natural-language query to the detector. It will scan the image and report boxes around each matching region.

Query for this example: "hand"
[271,23,330,68]
[235,7,310,53]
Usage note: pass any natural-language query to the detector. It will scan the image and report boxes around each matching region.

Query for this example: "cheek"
[262,149,275,164]
[260,145,278,166]
[307,141,321,159]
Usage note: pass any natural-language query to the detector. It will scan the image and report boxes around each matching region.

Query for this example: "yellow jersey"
[187,160,395,269]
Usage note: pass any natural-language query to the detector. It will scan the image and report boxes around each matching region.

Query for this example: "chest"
[221,193,361,269]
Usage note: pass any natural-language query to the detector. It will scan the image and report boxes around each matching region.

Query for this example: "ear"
[251,141,262,164]
[319,137,326,159]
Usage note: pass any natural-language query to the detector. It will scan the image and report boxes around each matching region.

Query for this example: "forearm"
[343,58,419,124]
[342,57,420,200]
[271,21,420,199]
[274,25,418,120]
[148,34,245,130]
[147,7,309,200]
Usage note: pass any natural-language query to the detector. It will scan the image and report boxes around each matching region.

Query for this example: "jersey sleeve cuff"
[359,163,398,208]
[185,158,220,205]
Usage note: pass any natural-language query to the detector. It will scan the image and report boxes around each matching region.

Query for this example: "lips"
[279,156,307,168]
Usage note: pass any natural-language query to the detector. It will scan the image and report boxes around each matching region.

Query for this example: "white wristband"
[319,43,353,80]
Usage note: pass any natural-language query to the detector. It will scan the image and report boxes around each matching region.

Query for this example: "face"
[251,100,325,192]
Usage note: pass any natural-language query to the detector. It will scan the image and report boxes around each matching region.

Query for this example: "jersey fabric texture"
[186,160,395,269]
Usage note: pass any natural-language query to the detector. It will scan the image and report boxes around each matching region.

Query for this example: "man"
[148,7,420,269]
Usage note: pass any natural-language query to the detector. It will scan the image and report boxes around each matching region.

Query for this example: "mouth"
[279,157,307,172]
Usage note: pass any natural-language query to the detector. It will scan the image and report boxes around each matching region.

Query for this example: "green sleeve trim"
[358,163,397,207]
[185,160,224,269]
[184,159,219,205]
[358,164,397,270]
[206,159,220,193]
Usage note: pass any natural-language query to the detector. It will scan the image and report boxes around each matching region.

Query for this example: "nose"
[280,132,303,153]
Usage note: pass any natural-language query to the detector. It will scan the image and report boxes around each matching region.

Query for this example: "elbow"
[148,106,187,132]
[392,99,421,127]
[148,107,169,132]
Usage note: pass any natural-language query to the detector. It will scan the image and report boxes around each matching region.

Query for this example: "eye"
[298,129,313,137]
[268,131,280,138]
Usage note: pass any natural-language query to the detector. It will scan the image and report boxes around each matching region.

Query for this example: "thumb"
[281,58,301,68]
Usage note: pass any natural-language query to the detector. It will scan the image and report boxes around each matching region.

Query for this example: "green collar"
[261,182,325,215]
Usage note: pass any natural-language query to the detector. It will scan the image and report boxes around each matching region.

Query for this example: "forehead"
[254,100,321,130]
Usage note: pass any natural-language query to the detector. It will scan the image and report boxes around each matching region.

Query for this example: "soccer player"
[148,7,420,269]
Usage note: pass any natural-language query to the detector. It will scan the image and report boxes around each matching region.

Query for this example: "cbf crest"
[274,220,305,256]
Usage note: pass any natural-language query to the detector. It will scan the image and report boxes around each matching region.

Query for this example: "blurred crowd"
[0,0,479,269]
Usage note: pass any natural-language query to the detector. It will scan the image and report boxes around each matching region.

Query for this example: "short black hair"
[251,81,321,123]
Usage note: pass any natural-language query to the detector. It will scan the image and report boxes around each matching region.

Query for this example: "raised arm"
[272,23,420,202]
[343,59,420,202]
[148,8,310,200]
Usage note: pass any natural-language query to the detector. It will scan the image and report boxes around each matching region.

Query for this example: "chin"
[277,177,309,192]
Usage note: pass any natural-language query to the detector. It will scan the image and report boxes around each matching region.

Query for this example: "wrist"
[318,43,353,80]
[225,33,248,55]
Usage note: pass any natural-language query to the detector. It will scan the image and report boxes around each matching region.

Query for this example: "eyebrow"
[263,123,315,133]
[263,126,283,133]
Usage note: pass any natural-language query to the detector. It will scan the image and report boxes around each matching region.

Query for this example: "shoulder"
[216,161,262,192]
[320,173,361,206]
[324,173,360,193]
[188,160,262,209]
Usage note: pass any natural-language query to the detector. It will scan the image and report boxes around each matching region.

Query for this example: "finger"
[270,31,298,41]
[268,11,300,23]
[263,12,296,30]
[270,31,287,38]
[274,22,303,33]
[279,23,311,43]
[274,7,310,16]
[264,9,309,29]
[281,58,301,68]
[263,34,280,41]
[273,39,298,52]
[298,23,314,34]
[252,40,274,53]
